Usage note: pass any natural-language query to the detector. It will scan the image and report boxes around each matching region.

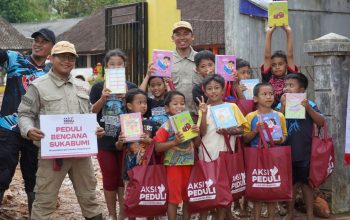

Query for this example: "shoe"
[85,213,103,220]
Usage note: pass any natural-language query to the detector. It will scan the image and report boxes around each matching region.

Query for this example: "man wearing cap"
[171,21,198,116]
[18,41,104,220]
[0,28,55,214]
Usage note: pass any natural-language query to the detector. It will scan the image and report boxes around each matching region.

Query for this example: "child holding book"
[233,58,253,99]
[192,50,215,106]
[154,91,201,220]
[196,74,247,220]
[261,25,299,108]
[116,88,157,220]
[139,64,170,130]
[277,73,324,220]
[243,82,287,220]
[90,49,137,220]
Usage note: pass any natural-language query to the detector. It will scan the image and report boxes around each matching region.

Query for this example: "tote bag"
[244,123,292,201]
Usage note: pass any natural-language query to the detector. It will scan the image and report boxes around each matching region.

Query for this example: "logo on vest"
[252,166,281,188]
[63,117,74,124]
[231,172,246,193]
[139,184,166,205]
[188,178,216,202]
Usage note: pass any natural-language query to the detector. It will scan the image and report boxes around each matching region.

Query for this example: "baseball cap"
[31,28,56,44]
[172,21,193,33]
[51,41,78,57]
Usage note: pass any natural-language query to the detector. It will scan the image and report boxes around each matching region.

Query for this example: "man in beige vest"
[18,41,104,220]
[171,21,199,117]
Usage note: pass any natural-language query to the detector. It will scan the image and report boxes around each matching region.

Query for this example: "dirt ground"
[1,157,350,220]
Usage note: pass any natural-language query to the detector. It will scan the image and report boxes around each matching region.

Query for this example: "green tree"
[0,0,50,22]
[0,0,141,23]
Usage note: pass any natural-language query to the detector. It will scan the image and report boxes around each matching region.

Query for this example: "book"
[120,112,143,142]
[285,93,306,119]
[258,112,283,141]
[240,79,259,100]
[268,1,288,27]
[210,103,238,129]
[105,68,126,94]
[152,50,173,77]
[170,111,198,142]
[215,55,236,81]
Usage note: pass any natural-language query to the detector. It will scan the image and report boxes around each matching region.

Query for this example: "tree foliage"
[0,0,141,23]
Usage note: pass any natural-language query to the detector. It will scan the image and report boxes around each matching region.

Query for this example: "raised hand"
[146,63,156,76]
[196,96,208,113]
[101,88,112,102]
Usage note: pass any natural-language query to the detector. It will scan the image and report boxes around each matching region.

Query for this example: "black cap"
[31,28,56,44]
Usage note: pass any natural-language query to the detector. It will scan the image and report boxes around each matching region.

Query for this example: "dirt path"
[0,157,109,220]
[1,157,350,220]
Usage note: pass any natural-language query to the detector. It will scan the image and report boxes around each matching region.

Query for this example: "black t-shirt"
[192,83,208,106]
[276,100,321,163]
[89,80,137,151]
[146,97,168,131]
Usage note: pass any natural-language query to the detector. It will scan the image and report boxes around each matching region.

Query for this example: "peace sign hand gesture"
[196,96,208,113]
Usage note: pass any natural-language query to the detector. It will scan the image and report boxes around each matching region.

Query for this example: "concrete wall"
[147,0,181,62]
[224,0,350,68]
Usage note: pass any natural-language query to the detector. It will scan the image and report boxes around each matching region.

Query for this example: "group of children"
[91,24,324,220]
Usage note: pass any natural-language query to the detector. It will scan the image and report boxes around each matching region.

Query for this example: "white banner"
[40,114,98,159]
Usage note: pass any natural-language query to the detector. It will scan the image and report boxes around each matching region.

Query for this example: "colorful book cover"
[240,79,260,100]
[170,111,198,142]
[215,55,236,81]
[268,1,288,27]
[210,103,238,129]
[258,112,283,141]
[120,112,143,142]
[285,93,306,119]
[152,50,173,77]
[105,68,126,94]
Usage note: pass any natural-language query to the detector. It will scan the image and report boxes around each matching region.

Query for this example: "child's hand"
[238,84,247,92]
[101,88,111,102]
[280,94,286,108]
[95,126,105,139]
[146,63,156,76]
[227,126,243,135]
[191,124,200,134]
[281,24,292,33]
[140,133,152,144]
[216,128,228,135]
[231,70,238,81]
[196,96,208,113]
[254,122,264,133]
[173,132,185,145]
[117,132,126,144]
[274,136,285,145]
[301,99,310,110]
[265,25,276,33]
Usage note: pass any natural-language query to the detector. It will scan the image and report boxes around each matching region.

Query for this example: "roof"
[177,0,225,46]
[57,9,105,55]
[13,17,82,38]
[0,17,32,50]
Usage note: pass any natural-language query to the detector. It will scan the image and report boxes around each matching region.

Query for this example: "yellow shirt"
[243,110,287,147]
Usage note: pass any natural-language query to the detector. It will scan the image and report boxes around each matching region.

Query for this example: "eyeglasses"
[54,54,76,62]
[173,32,192,38]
